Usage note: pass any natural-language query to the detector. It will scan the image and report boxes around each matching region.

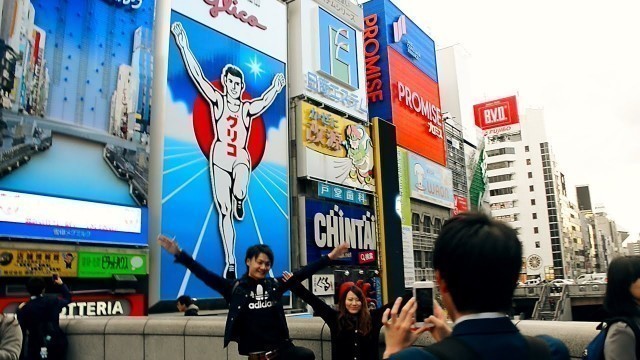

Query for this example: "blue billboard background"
[305,198,377,267]
[160,11,289,300]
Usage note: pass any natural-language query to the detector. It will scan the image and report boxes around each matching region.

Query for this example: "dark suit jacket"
[390,317,570,360]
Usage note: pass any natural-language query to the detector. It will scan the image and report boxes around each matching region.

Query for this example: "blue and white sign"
[408,151,454,209]
[317,182,369,206]
[302,198,377,266]
[288,0,368,120]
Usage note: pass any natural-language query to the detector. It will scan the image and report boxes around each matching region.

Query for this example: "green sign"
[397,148,412,227]
[78,252,147,278]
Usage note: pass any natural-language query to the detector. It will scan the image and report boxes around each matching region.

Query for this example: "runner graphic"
[171,22,285,280]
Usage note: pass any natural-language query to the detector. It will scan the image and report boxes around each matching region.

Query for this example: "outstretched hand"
[328,241,349,260]
[282,271,293,282]
[157,234,181,255]
[171,22,187,47]
[273,73,286,92]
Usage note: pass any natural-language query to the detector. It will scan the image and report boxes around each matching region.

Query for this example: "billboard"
[1,294,146,318]
[363,0,438,82]
[0,248,77,277]
[300,198,377,267]
[453,195,469,215]
[473,95,520,135]
[161,0,289,300]
[288,0,368,120]
[408,151,454,209]
[0,0,154,245]
[389,48,445,165]
[297,101,375,191]
[78,251,147,278]
[396,148,415,287]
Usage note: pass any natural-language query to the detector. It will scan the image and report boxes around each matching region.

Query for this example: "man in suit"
[381,213,570,360]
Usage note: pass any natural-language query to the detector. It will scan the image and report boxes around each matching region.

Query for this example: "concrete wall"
[61,317,599,359]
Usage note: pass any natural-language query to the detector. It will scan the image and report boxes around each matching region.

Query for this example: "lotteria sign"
[301,198,377,266]
[289,0,368,120]
[0,294,146,318]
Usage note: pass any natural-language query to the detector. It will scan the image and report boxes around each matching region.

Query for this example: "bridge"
[513,284,606,321]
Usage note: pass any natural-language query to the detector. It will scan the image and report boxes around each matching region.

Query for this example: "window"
[423,215,432,233]
[487,161,512,170]
[486,147,516,157]
[534,227,539,234]
[529,185,535,192]
[490,187,515,196]
[532,213,537,220]
[526,159,532,165]
[535,241,540,248]
[531,199,536,205]
[528,172,533,179]
[525,146,530,152]
[488,174,514,183]
[412,213,420,231]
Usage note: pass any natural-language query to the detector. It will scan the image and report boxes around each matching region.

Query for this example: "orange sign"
[388,48,446,166]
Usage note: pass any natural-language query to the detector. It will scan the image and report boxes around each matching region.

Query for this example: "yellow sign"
[0,249,78,277]
[301,102,367,157]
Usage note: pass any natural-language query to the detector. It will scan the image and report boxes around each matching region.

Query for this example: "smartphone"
[413,281,435,327]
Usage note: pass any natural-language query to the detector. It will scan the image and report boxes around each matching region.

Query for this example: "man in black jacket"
[17,276,72,360]
[158,235,349,359]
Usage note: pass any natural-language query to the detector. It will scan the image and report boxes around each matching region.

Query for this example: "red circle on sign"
[192,81,266,170]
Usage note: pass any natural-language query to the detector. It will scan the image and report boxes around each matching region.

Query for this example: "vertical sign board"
[408,151,455,209]
[0,0,153,246]
[453,195,469,216]
[473,95,520,136]
[363,0,446,166]
[288,0,368,121]
[371,118,404,301]
[301,198,378,267]
[298,101,375,192]
[396,148,415,288]
[161,0,288,300]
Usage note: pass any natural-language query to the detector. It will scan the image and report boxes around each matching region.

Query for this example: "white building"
[485,108,574,280]
[109,64,137,139]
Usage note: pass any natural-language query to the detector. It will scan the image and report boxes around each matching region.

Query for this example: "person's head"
[64,253,74,264]
[245,244,274,280]
[434,212,522,318]
[177,295,193,312]
[222,65,245,100]
[337,283,371,335]
[604,256,640,317]
[26,277,46,296]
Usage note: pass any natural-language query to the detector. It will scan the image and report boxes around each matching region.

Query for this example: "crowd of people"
[1,213,639,359]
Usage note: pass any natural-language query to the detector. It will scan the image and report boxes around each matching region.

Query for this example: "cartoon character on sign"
[171,22,285,280]
[342,124,373,187]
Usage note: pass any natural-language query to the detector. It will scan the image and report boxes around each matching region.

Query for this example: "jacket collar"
[451,316,519,337]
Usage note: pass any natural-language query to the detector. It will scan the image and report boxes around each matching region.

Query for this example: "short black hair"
[222,65,244,84]
[26,277,46,296]
[245,244,274,269]
[434,212,522,313]
[604,256,640,317]
[177,295,193,306]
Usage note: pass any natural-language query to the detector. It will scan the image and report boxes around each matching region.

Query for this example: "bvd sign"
[473,95,520,135]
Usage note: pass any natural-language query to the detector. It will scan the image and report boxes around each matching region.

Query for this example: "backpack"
[426,335,551,360]
[582,317,640,360]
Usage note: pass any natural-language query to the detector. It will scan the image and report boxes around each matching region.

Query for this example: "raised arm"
[53,277,72,311]
[171,22,222,107]
[247,73,285,118]
[157,234,234,300]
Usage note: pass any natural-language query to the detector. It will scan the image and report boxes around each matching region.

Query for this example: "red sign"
[364,14,383,103]
[453,195,468,216]
[473,96,520,130]
[358,251,376,265]
[0,294,146,318]
[388,47,446,166]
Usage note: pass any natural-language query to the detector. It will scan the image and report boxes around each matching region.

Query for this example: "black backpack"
[582,317,640,360]
[425,335,551,360]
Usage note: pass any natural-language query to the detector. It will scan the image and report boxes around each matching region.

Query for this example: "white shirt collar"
[454,312,507,327]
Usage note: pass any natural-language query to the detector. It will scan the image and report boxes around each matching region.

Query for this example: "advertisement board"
[78,252,147,278]
[453,195,469,215]
[317,182,369,206]
[161,0,289,300]
[396,148,415,287]
[408,151,454,209]
[298,102,375,191]
[0,294,146,318]
[0,249,77,277]
[301,198,377,267]
[0,0,154,245]
[311,273,335,296]
[389,48,446,165]
[288,0,368,120]
[473,95,520,135]
[363,0,438,83]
